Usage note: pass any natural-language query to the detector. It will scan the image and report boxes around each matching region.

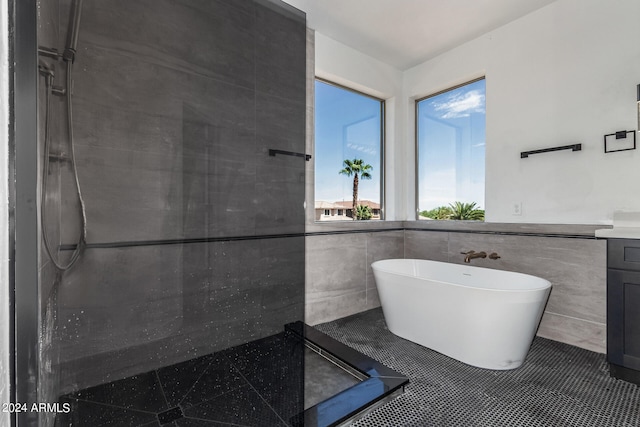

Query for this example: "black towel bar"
[268,149,312,161]
[520,143,581,158]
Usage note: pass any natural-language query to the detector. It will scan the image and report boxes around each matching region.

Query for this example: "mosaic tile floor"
[315,308,640,427]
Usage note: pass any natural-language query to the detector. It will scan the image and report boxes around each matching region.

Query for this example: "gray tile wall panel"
[255,1,306,99]
[403,230,450,261]
[76,0,256,89]
[306,230,404,325]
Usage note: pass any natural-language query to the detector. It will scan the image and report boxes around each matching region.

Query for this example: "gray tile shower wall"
[39,0,306,394]
[57,237,304,393]
[61,0,306,243]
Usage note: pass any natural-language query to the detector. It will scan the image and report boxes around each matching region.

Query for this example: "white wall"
[314,33,406,220]
[0,0,11,425]
[405,0,640,224]
[315,0,640,224]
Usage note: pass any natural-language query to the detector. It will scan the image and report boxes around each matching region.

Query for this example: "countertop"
[595,227,640,239]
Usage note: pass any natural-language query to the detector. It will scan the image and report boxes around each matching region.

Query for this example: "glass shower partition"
[30,0,307,425]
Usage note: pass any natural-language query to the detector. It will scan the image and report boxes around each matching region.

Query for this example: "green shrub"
[420,202,484,221]
[356,204,372,220]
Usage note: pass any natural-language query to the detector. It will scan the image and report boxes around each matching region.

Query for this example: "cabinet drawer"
[608,238,640,271]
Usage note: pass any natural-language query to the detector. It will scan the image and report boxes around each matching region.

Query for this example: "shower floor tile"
[54,323,406,427]
[55,331,305,427]
[182,385,288,426]
[154,353,218,409]
[68,370,169,413]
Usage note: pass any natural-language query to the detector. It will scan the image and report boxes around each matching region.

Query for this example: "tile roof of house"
[314,201,345,209]
[332,200,381,209]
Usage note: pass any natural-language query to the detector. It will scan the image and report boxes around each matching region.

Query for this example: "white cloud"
[433,90,485,119]
[346,142,378,155]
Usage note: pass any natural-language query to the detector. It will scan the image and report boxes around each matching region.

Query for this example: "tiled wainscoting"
[305,224,404,326]
[306,222,607,354]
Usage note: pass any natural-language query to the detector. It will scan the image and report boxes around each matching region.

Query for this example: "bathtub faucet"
[461,250,487,263]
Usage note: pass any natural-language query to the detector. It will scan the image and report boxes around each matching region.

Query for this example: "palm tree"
[339,159,373,220]
[448,201,485,221]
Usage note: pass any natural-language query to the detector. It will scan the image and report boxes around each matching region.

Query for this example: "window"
[416,78,486,221]
[314,79,384,221]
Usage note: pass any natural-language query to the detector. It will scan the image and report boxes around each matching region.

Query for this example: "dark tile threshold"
[286,321,409,427]
[55,323,406,427]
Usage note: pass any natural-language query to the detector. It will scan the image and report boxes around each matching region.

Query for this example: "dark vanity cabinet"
[607,238,640,385]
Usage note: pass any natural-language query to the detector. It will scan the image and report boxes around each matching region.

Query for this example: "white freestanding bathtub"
[371,259,551,370]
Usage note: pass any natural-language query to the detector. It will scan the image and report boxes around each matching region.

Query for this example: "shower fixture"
[37,0,83,63]
[38,62,65,96]
[38,62,54,79]
[64,0,83,63]
[38,0,87,271]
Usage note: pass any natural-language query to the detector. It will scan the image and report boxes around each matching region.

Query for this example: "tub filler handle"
[489,252,501,260]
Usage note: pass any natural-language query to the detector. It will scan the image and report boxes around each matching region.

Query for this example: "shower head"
[63,0,84,63]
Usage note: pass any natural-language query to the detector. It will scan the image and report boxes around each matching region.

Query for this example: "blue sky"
[314,81,382,204]
[417,79,486,211]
